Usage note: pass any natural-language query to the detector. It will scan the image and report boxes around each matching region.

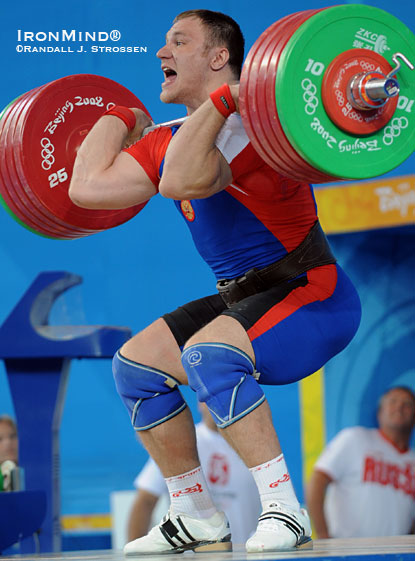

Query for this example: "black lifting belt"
[216,220,336,308]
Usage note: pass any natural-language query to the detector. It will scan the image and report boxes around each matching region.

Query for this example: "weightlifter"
[69,9,361,554]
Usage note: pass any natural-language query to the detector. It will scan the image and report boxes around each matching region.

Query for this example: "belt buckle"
[216,277,242,308]
[217,278,233,291]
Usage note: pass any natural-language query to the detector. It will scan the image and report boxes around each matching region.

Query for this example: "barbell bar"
[0,3,414,239]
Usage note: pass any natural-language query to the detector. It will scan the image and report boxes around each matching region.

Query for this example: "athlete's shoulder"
[124,127,174,187]
[127,126,173,160]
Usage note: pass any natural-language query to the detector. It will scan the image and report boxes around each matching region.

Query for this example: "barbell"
[0,3,414,239]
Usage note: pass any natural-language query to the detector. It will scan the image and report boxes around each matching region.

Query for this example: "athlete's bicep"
[70,150,157,210]
[104,150,158,207]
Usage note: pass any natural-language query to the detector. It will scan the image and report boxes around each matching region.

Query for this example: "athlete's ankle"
[250,454,300,513]
[165,466,217,518]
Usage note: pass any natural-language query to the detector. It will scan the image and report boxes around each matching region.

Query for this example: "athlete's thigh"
[121,293,226,382]
[184,273,310,361]
[223,265,361,384]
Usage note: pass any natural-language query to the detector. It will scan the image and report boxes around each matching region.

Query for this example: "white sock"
[250,454,300,512]
[165,466,217,518]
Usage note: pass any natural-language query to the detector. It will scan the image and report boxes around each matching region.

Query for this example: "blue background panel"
[0,0,414,524]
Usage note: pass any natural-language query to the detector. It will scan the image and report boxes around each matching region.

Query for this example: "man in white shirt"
[128,404,261,545]
[306,386,415,538]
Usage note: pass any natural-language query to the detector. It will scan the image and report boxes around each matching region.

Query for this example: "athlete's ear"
[210,47,230,71]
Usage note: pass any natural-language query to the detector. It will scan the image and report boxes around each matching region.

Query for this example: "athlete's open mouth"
[162,66,177,85]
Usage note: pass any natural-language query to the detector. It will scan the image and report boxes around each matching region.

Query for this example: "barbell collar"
[348,51,414,111]
[387,52,415,78]
[365,77,399,101]
[348,72,393,110]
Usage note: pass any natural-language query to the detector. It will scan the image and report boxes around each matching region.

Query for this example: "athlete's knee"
[112,350,186,431]
[181,342,265,428]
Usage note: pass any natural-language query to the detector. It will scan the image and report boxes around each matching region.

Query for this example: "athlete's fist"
[125,108,153,146]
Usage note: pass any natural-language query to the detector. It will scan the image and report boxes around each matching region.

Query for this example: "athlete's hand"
[229,83,240,113]
[125,108,153,147]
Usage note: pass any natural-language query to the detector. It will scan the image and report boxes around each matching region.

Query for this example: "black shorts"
[162,265,361,385]
[162,275,308,348]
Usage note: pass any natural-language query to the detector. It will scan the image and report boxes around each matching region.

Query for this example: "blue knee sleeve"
[112,351,187,431]
[181,343,265,428]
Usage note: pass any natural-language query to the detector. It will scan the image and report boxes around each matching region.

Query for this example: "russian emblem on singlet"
[180,200,195,222]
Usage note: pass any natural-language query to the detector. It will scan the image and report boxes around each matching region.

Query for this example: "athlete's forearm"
[69,109,154,209]
[127,490,159,541]
[159,98,232,200]
[306,470,332,539]
[69,116,130,204]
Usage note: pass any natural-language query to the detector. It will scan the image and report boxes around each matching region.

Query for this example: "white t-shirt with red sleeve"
[315,426,415,537]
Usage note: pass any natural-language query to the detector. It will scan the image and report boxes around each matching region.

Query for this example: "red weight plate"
[321,48,399,135]
[241,9,336,183]
[0,94,81,239]
[262,10,338,183]
[253,11,324,180]
[2,89,88,238]
[0,91,73,238]
[240,18,290,172]
[13,74,148,231]
[242,13,304,178]
[256,11,327,181]
[11,76,141,234]
[5,86,95,237]
[261,10,336,182]
[241,13,304,176]
[0,95,45,233]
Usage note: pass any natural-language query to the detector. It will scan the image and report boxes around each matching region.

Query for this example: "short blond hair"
[0,415,17,432]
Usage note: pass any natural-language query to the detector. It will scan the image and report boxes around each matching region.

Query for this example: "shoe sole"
[246,537,313,553]
[125,537,233,556]
[193,539,233,553]
[297,537,313,549]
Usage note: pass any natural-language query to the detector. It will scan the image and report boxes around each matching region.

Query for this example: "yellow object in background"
[316,175,415,234]
[299,368,326,484]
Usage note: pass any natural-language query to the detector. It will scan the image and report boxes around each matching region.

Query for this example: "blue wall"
[325,227,415,441]
[0,0,414,519]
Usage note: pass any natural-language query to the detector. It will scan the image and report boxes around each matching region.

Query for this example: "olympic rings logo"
[40,137,55,170]
[350,112,363,122]
[360,61,376,72]
[186,350,202,366]
[335,89,345,106]
[301,78,319,115]
[383,117,409,146]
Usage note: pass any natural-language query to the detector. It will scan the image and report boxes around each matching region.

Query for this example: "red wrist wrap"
[103,105,136,131]
[210,84,236,118]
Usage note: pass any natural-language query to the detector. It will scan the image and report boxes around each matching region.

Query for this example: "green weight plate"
[275,4,415,180]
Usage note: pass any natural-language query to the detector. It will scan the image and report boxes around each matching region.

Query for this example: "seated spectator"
[306,386,415,538]
[127,404,261,545]
[0,415,18,464]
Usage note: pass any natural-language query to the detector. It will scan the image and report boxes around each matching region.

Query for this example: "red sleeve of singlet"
[124,127,173,190]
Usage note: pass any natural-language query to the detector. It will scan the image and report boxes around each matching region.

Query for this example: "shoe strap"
[160,515,196,547]
[258,510,304,540]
